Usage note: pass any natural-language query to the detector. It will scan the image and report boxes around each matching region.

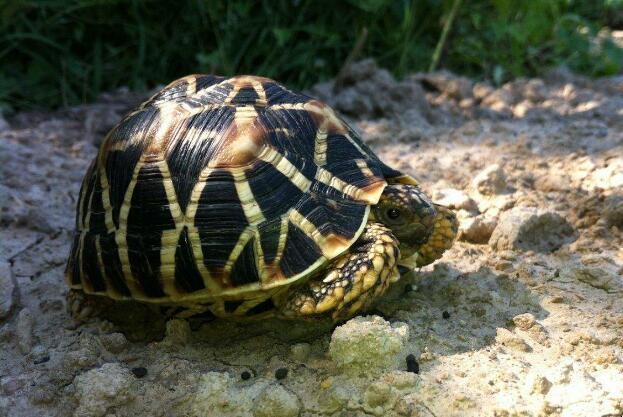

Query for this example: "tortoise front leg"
[279,223,400,321]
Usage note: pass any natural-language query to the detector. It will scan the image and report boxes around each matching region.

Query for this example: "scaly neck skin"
[370,184,437,262]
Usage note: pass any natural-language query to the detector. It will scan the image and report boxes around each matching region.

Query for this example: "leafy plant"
[0,0,621,111]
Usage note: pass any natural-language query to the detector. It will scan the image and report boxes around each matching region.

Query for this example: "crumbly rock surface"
[1,62,622,416]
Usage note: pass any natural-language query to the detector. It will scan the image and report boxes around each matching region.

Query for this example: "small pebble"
[241,371,251,380]
[131,367,147,378]
[34,355,50,365]
[99,333,128,354]
[404,283,418,293]
[405,354,419,374]
[289,343,311,362]
[17,308,34,355]
[442,311,451,319]
[275,367,288,380]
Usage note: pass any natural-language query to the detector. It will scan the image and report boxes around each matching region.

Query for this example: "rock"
[495,328,531,352]
[414,71,473,100]
[63,348,99,373]
[16,308,33,354]
[460,215,498,244]
[489,207,575,252]
[531,376,552,394]
[30,386,55,404]
[571,266,622,293]
[329,316,409,376]
[73,363,134,417]
[253,384,301,417]
[512,313,536,330]
[432,188,477,211]
[364,381,394,407]
[289,343,311,362]
[472,164,507,195]
[481,89,514,114]
[603,195,623,228]
[1,376,23,395]
[524,79,547,103]
[164,319,192,345]
[188,372,248,416]
[99,333,128,354]
[534,173,571,192]
[0,261,16,319]
[0,113,9,131]
[513,314,550,346]
[310,59,432,123]
[473,82,494,100]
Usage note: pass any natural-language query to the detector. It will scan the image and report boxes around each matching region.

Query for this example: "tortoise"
[65,74,458,321]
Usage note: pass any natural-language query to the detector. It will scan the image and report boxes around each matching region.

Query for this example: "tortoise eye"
[386,208,401,220]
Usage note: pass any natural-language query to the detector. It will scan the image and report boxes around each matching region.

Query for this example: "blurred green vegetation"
[1,0,622,111]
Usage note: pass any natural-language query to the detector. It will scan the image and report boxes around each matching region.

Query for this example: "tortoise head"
[371,184,437,261]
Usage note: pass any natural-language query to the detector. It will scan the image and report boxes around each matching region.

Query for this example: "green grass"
[1,0,622,111]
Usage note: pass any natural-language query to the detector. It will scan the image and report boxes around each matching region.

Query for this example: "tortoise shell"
[65,75,416,306]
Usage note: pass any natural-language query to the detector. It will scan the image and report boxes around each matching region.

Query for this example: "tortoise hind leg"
[279,223,400,321]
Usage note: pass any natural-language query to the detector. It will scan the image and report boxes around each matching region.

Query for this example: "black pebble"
[442,311,450,319]
[34,355,50,365]
[241,371,251,380]
[275,368,288,380]
[131,367,148,378]
[406,354,419,374]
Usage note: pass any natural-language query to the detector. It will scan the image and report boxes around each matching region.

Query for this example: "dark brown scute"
[230,238,260,286]
[81,234,106,292]
[280,223,323,277]
[195,169,247,272]
[174,226,206,293]
[297,193,367,241]
[100,232,131,296]
[259,109,316,157]
[245,160,306,220]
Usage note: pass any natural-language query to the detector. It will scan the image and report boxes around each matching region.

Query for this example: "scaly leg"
[279,223,400,321]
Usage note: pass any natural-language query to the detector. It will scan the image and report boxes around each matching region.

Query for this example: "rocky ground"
[1,60,622,417]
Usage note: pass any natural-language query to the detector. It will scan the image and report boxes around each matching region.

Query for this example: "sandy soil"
[1,61,622,417]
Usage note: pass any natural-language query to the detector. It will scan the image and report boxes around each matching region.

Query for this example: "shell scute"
[67,74,409,306]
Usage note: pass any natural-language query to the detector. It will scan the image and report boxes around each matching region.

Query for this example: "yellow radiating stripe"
[313,125,328,166]
[224,83,242,105]
[344,132,369,158]
[252,228,267,281]
[250,79,267,107]
[185,75,197,96]
[77,232,90,292]
[234,105,258,124]
[114,160,145,297]
[76,163,94,230]
[95,235,122,299]
[288,209,348,259]
[266,103,306,112]
[183,166,217,291]
[99,166,116,234]
[274,216,290,265]
[356,159,374,178]
[224,227,254,274]
[273,127,291,135]
[315,167,363,200]
[184,167,214,223]
[77,173,100,291]
[304,101,346,132]
[232,170,266,225]
[156,159,184,298]
[258,150,312,193]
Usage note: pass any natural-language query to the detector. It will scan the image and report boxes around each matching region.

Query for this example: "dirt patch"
[1,62,622,417]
